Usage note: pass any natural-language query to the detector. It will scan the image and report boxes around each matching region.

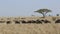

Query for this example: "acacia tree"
[56,14,59,16]
[35,9,51,18]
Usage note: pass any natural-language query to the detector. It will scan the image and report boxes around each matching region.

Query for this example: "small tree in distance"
[56,14,59,16]
[35,9,52,18]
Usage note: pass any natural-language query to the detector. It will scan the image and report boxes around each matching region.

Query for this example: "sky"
[0,0,60,16]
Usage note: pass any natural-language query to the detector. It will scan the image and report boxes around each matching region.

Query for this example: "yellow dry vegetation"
[0,16,60,34]
[0,23,60,34]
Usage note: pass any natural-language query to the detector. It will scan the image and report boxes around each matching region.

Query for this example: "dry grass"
[0,23,60,34]
[0,16,60,34]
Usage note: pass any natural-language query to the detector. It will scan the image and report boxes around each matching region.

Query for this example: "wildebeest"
[26,20,32,23]
[44,20,51,23]
[41,20,51,23]
[0,21,5,23]
[55,19,60,23]
[30,20,36,23]
[22,20,36,24]
[22,20,27,23]
[21,19,51,24]
[15,21,20,24]
[26,20,42,24]
[41,20,45,22]
[36,20,42,24]
[6,21,11,24]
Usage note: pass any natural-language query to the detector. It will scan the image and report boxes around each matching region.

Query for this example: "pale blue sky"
[0,0,60,16]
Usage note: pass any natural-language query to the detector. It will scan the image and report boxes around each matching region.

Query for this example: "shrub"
[52,17,57,21]
[56,14,59,16]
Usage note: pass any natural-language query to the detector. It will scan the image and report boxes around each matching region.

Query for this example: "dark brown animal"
[15,21,20,24]
[36,20,42,24]
[55,19,60,23]
[6,21,11,24]
[22,20,27,23]
[44,20,51,23]
[41,20,51,23]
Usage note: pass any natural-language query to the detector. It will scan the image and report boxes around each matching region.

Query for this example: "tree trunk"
[42,14,45,18]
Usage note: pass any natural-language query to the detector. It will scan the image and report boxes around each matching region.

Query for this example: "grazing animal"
[36,20,42,24]
[55,19,60,23]
[41,20,51,23]
[31,20,36,23]
[0,21,5,23]
[41,20,45,22]
[15,21,20,24]
[26,21,32,23]
[6,21,11,24]
[22,20,27,23]
[44,20,51,23]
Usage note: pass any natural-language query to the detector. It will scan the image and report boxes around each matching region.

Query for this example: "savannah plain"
[0,16,60,34]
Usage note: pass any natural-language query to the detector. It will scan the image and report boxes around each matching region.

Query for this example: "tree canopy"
[35,9,52,18]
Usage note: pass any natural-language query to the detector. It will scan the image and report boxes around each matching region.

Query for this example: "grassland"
[0,23,60,34]
[0,16,60,34]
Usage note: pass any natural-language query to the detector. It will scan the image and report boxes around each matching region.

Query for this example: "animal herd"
[6,19,60,24]
[21,19,51,24]
[0,19,60,24]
